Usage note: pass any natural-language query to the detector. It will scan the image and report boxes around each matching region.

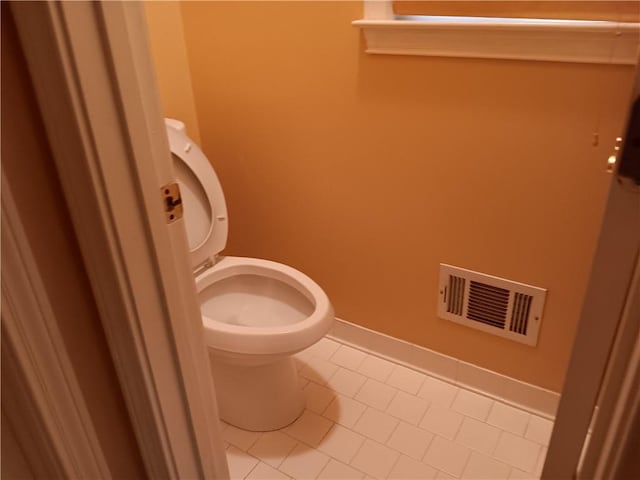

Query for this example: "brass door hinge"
[161,183,183,223]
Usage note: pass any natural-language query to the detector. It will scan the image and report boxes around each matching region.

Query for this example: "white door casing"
[542,69,640,479]
[1,175,111,479]
[8,1,229,478]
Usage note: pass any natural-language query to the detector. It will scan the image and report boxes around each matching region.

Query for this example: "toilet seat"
[166,118,228,269]
[197,256,332,356]
[166,119,332,353]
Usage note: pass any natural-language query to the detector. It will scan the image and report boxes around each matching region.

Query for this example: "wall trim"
[329,318,560,419]
[354,1,640,65]
[1,176,111,479]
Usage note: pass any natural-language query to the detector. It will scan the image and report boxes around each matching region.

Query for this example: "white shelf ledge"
[353,15,640,65]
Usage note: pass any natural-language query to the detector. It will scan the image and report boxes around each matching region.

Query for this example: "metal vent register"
[438,264,546,346]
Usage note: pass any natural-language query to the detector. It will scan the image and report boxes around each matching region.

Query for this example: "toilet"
[165,118,334,431]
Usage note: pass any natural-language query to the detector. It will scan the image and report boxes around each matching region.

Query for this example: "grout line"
[415,398,432,427]
[458,445,473,479]
[248,433,261,452]
[351,399,367,428]
[450,386,463,414]
[384,419,403,450]
[451,411,466,442]
[423,431,436,461]
[529,445,544,478]
[385,448,403,478]
[347,432,368,471]
[422,435,443,472]
[522,415,533,441]
[414,372,427,395]
[383,417,400,444]
[314,458,330,480]
[315,418,334,450]
[243,457,261,480]
[381,384,400,415]
[315,461,330,480]
[351,372,368,398]
[490,429,505,458]
[481,400,495,423]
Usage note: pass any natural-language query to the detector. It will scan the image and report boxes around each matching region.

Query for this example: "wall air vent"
[438,264,546,346]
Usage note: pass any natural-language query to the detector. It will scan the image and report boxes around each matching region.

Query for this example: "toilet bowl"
[166,118,333,431]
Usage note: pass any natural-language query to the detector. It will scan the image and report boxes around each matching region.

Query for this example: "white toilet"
[166,118,334,431]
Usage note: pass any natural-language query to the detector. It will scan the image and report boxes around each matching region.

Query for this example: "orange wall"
[156,1,633,392]
[144,1,201,143]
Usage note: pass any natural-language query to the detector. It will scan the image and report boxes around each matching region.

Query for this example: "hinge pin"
[161,182,183,223]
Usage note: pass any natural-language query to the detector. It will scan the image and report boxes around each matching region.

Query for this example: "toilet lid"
[165,118,228,270]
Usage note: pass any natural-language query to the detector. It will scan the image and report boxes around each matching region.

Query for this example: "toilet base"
[209,354,305,431]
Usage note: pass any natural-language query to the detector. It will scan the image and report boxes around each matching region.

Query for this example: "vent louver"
[467,281,509,329]
[510,292,533,335]
[446,275,465,315]
[438,264,546,346]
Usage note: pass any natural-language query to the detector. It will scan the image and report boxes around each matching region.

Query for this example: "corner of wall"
[142,1,201,143]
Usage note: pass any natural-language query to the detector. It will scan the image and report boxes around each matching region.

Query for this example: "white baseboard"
[328,318,560,420]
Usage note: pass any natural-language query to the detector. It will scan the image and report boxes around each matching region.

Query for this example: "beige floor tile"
[355,378,398,411]
[327,367,368,397]
[423,436,471,478]
[455,417,501,455]
[435,471,456,479]
[386,421,434,460]
[350,439,400,479]
[222,423,261,451]
[461,451,510,479]
[330,345,368,371]
[279,444,330,479]
[494,431,541,473]
[353,408,399,444]
[285,410,333,447]
[389,455,438,479]
[417,376,459,408]
[525,416,553,446]
[226,445,259,480]
[386,390,430,425]
[419,405,464,440]
[248,431,297,468]
[245,461,291,480]
[305,382,336,414]
[301,356,340,385]
[386,365,425,395]
[323,394,367,429]
[306,338,341,360]
[318,424,366,464]
[509,467,539,479]
[451,389,494,421]
[487,402,531,436]
[318,459,366,480]
[358,355,395,383]
[535,446,547,477]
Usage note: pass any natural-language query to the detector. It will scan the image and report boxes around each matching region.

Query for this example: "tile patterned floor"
[222,337,552,479]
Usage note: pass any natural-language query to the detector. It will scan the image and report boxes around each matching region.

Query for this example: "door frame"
[584,253,640,478]
[7,1,228,477]
[1,174,111,479]
[542,70,640,479]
